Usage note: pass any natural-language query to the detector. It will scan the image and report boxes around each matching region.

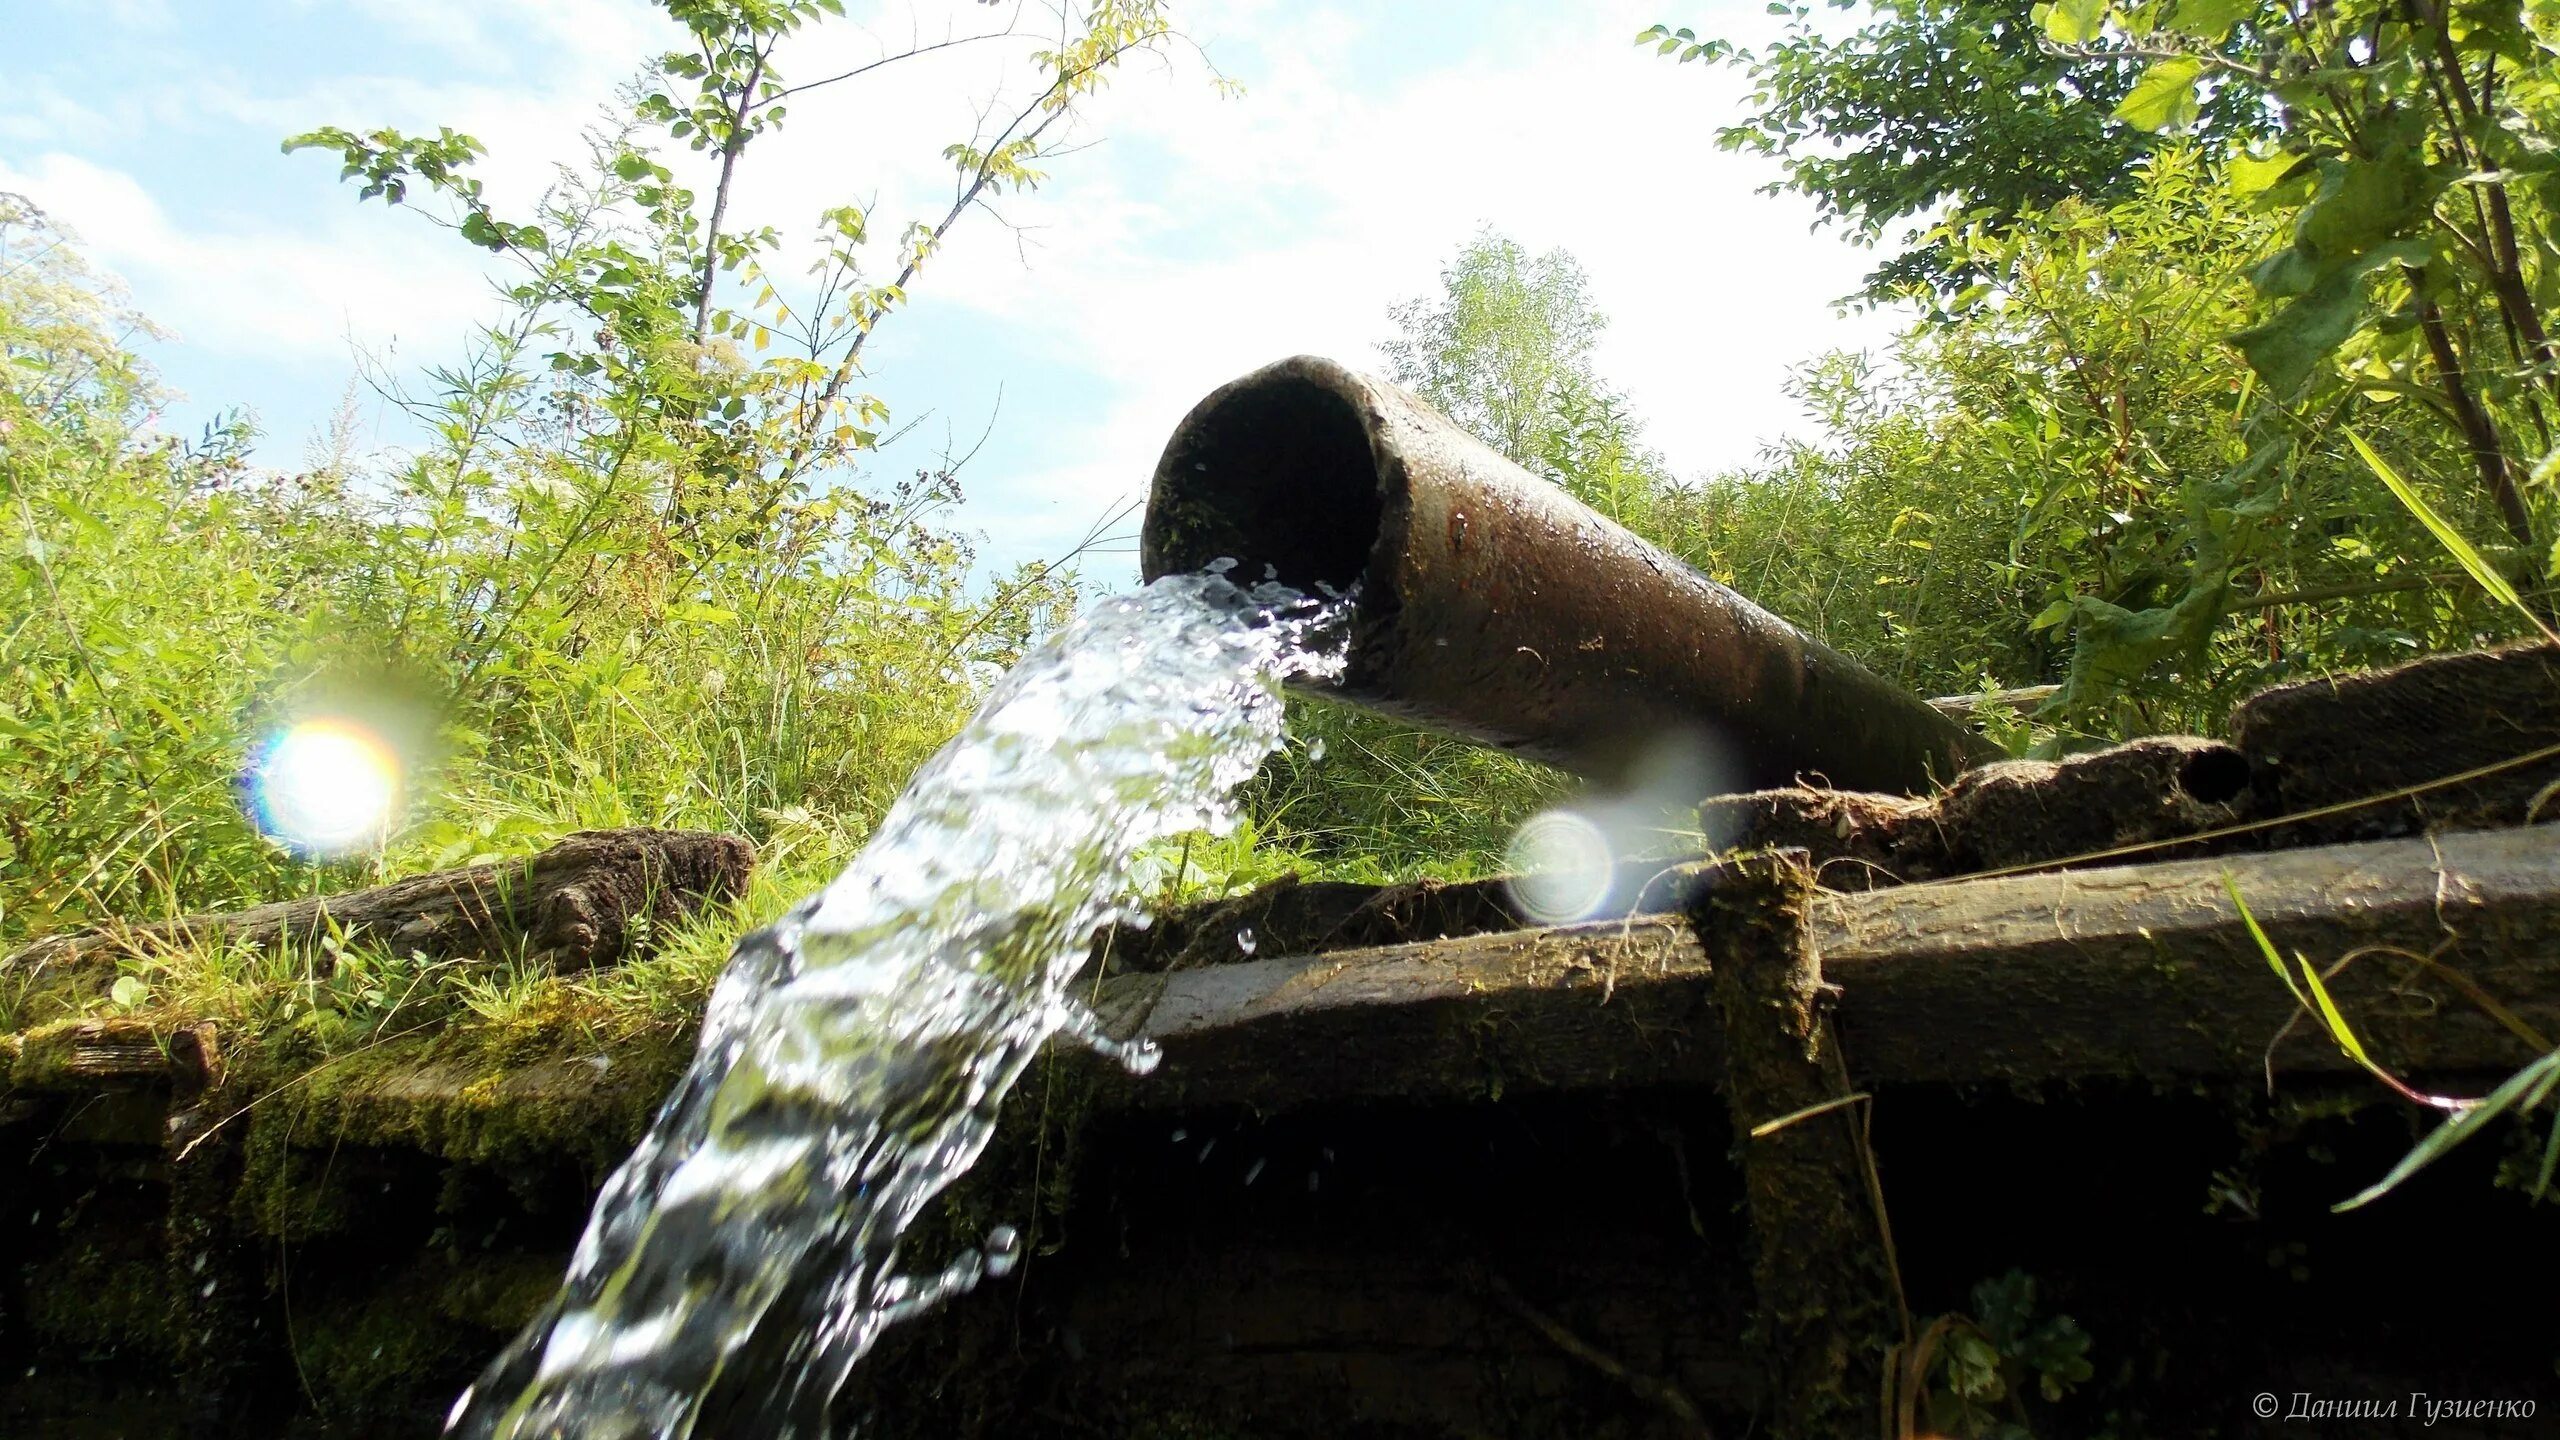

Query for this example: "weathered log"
[3,1018,224,1112]
[99,826,2557,1164]
[1693,853,1894,1440]
[1712,642,2560,890]
[2230,639,2560,844]
[1927,683,2059,721]
[1111,824,2560,1112]
[5,828,755,982]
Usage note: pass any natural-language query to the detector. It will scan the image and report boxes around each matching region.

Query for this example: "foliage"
[1231,229,1660,879]
[2,0,1196,972]
[1640,0,2269,297]
[1908,1271,2096,1439]
[1240,702,1569,881]
[1654,154,2519,736]
[2018,0,2560,697]
[2227,874,2560,1215]
[1380,230,1609,466]
[1,192,320,936]
[1644,0,2559,721]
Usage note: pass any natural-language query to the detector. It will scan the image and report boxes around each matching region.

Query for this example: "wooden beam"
[1109,825,2560,1110]
[46,826,2546,1164]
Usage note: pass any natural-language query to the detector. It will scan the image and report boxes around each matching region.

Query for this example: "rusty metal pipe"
[1139,355,1998,794]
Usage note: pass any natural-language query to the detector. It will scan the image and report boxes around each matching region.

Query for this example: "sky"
[1,0,1904,580]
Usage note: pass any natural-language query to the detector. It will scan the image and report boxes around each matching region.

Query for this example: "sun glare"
[1503,808,1615,925]
[243,715,405,856]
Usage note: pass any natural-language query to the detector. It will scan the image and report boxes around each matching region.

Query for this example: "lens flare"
[243,716,404,855]
[1504,808,1616,925]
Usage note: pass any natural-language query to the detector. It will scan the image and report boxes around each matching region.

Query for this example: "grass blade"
[2344,429,2555,643]
[2336,1050,2560,1211]
[2535,1112,2560,1202]
[2224,875,2307,1006]
[2296,952,2374,1070]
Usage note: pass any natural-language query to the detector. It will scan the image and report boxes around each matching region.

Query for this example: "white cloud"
[746,0,1910,571]
[0,151,498,366]
[3,0,1908,578]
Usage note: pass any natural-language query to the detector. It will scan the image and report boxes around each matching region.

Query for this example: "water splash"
[446,574,1347,1439]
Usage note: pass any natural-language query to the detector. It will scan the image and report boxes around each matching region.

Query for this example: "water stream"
[444,571,1348,1439]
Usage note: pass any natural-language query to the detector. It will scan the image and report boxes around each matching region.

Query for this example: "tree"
[1381,230,1609,465]
[1662,153,2527,741]
[1641,0,2269,297]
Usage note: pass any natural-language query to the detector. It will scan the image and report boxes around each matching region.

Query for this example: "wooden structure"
[3,647,2557,1438]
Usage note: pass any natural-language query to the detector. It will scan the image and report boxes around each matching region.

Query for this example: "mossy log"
[1112,823,2560,1112]
[1714,642,2560,889]
[118,824,2555,1160]
[4,828,755,985]
[1694,852,1895,1440]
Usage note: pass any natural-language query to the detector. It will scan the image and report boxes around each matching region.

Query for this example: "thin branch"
[766,29,1023,104]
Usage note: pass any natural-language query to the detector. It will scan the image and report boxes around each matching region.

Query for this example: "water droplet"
[1243,1158,1265,1186]
[1198,1138,1218,1162]
[1307,1171,1320,1193]
[1306,738,1327,762]
[1235,927,1256,955]
[983,1225,1022,1278]
[1170,1128,1188,1144]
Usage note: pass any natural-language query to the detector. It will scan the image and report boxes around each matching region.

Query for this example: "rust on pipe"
[1138,355,1999,795]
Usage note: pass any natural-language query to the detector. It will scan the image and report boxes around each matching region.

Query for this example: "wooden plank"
[1111,825,2560,1110]
[1116,911,1716,1110]
[38,827,2543,1154]
[1816,822,2560,1085]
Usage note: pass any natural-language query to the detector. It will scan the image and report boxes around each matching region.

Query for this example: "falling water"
[444,571,1348,1440]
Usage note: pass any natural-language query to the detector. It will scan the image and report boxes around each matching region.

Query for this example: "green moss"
[429,1251,565,1333]
[290,1287,476,1418]
[20,1242,187,1358]
[6,1019,91,1090]
[267,1021,689,1165]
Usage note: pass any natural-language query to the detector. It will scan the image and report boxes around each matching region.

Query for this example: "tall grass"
[0,193,1065,963]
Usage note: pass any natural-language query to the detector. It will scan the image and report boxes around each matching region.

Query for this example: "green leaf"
[2296,947,2376,1069]
[2113,57,2203,131]
[2345,430,2551,638]
[2296,146,2445,262]
[2169,0,2253,40]
[2335,1050,2560,1210]
[2224,876,2309,1007]
[2536,1111,2560,1199]
[110,975,147,1010]
[2041,0,2108,43]
[2029,598,2076,631]
[2227,148,2304,198]
[2231,268,2368,394]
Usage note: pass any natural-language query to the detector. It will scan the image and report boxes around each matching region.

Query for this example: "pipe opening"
[1143,373,1383,593]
